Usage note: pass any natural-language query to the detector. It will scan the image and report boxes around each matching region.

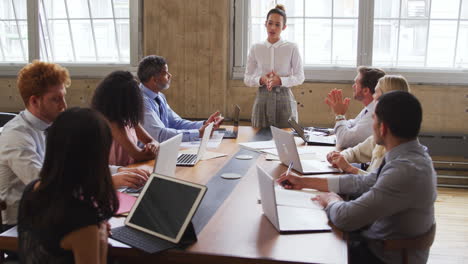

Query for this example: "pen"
[281,161,294,188]
[286,161,293,176]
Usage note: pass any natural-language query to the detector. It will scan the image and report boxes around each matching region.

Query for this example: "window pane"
[70,20,95,62]
[0,0,27,63]
[39,0,130,63]
[373,20,399,66]
[398,20,428,67]
[305,0,331,17]
[461,0,468,18]
[334,0,358,18]
[333,19,357,66]
[249,17,267,46]
[41,19,74,61]
[282,17,304,57]
[277,0,303,17]
[375,0,400,18]
[113,0,130,18]
[455,21,468,68]
[250,0,275,19]
[66,0,89,19]
[431,0,461,19]
[116,19,130,61]
[41,0,67,19]
[426,21,458,67]
[90,0,113,18]
[401,0,430,18]
[304,19,331,64]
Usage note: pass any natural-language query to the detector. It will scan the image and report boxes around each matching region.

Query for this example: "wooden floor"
[428,187,468,264]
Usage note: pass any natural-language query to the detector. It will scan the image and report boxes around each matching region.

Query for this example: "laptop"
[111,173,207,252]
[288,118,335,146]
[176,122,214,166]
[124,133,183,194]
[271,126,339,175]
[256,166,331,233]
[223,104,240,139]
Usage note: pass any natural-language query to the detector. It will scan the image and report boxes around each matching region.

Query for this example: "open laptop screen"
[126,174,207,243]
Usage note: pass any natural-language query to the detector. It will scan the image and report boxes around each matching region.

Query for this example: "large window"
[232,0,468,84]
[0,0,140,76]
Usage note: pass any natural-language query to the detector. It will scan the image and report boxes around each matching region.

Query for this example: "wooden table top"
[0,126,348,264]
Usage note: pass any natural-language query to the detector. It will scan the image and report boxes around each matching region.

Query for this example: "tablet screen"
[126,174,206,243]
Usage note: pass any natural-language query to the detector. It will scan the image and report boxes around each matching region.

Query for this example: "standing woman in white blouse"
[244,4,305,128]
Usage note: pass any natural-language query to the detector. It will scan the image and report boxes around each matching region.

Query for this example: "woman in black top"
[17,107,119,264]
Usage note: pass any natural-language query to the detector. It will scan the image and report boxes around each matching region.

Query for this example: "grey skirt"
[251,86,298,128]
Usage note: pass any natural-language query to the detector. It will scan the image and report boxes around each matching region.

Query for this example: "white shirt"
[244,38,305,88]
[0,110,48,225]
[0,110,120,225]
[334,101,376,150]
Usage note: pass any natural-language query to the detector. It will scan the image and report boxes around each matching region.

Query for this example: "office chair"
[381,223,436,264]
[0,113,16,127]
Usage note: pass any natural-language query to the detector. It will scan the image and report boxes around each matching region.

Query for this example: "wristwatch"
[335,114,346,121]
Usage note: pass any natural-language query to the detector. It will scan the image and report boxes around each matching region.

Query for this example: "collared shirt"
[334,100,376,149]
[0,110,120,225]
[140,83,204,142]
[244,38,305,88]
[326,139,437,264]
[0,110,49,225]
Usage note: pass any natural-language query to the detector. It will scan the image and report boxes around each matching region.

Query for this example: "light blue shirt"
[140,83,204,142]
[0,110,48,224]
[326,139,436,264]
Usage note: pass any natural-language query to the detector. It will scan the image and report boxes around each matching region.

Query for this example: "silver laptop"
[153,133,183,176]
[125,134,183,193]
[223,104,240,139]
[256,166,331,233]
[176,122,214,166]
[288,118,335,146]
[270,126,339,175]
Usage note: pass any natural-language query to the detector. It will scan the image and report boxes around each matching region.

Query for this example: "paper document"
[116,192,137,215]
[275,186,323,210]
[180,131,224,149]
[238,140,276,151]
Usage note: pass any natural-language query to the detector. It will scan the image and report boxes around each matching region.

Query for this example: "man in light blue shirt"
[278,91,436,264]
[137,55,223,142]
[0,61,148,225]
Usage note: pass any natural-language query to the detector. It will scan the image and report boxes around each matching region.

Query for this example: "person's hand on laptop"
[312,192,343,208]
[205,111,224,130]
[112,167,150,189]
[324,88,350,116]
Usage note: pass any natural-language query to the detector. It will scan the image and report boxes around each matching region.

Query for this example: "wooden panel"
[183,0,199,117]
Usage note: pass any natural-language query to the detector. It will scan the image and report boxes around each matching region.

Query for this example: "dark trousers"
[348,232,384,264]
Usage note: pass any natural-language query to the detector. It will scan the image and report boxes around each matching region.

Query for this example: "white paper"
[275,186,324,210]
[238,140,277,151]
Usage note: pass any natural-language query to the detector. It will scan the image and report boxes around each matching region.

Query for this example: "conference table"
[0,126,348,264]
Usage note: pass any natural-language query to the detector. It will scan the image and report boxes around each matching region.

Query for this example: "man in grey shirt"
[278,91,436,264]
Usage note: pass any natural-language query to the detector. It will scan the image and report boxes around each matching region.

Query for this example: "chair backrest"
[382,223,436,264]
[0,113,17,127]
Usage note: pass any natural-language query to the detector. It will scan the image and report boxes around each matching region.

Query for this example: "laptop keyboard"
[177,154,197,165]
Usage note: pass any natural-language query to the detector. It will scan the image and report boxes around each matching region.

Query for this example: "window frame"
[231,0,468,85]
[0,0,141,77]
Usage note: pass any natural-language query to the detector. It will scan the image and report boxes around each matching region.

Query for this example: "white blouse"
[244,38,305,88]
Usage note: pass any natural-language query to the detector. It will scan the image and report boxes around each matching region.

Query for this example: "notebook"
[256,165,331,233]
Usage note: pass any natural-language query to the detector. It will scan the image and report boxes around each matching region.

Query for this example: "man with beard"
[137,55,223,142]
[325,66,385,149]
